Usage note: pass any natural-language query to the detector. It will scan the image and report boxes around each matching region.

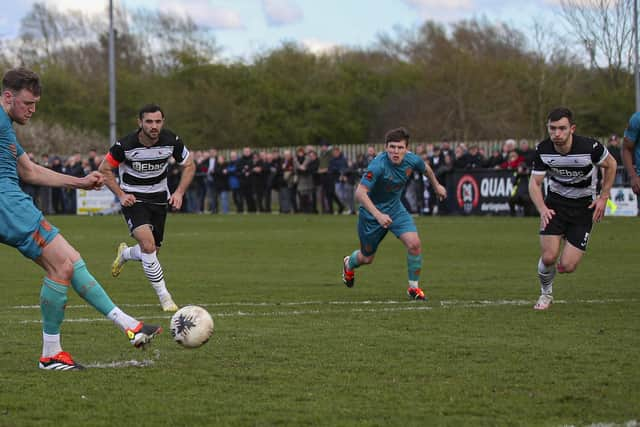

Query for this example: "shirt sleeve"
[105,141,125,167]
[623,112,640,145]
[360,161,382,190]
[173,135,190,165]
[531,144,547,175]
[591,140,608,165]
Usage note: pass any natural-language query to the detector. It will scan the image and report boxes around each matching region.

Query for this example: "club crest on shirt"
[365,171,373,181]
[405,168,413,177]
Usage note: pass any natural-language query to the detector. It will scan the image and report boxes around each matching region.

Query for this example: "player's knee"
[360,254,374,265]
[139,240,156,254]
[558,262,577,273]
[50,258,75,282]
[541,253,557,267]
[407,242,421,255]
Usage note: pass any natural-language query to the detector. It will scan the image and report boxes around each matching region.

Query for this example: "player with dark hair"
[0,68,162,370]
[342,127,447,300]
[99,103,195,312]
[529,107,617,310]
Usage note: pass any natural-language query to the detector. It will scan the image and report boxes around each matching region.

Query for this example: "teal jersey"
[624,112,640,174]
[0,107,25,189]
[359,151,426,217]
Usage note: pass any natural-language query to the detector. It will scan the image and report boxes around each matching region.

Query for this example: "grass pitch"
[0,214,638,426]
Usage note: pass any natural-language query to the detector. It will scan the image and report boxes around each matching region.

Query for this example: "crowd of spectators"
[22,135,627,217]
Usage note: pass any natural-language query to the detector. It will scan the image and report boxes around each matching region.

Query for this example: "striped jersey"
[105,129,190,204]
[531,135,609,202]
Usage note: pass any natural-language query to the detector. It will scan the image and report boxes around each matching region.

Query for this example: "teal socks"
[71,259,116,316]
[407,253,422,282]
[348,250,361,270]
[40,278,69,335]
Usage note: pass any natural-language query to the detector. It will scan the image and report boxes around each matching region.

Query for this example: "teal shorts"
[357,206,416,256]
[0,190,59,259]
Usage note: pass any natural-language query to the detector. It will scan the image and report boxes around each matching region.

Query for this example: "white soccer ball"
[170,305,214,348]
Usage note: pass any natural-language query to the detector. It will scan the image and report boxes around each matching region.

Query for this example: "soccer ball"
[170,305,214,348]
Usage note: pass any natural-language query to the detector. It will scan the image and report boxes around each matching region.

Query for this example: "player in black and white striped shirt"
[99,104,196,312]
[528,107,617,310]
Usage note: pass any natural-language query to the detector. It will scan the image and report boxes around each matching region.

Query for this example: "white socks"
[107,307,139,331]
[42,332,62,357]
[140,251,170,300]
[537,258,555,295]
[123,244,142,261]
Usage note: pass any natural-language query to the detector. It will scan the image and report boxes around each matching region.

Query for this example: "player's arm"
[17,153,103,190]
[590,154,617,222]
[355,183,392,228]
[528,172,554,228]
[98,155,136,207]
[423,159,447,200]
[622,137,640,194]
[169,156,196,210]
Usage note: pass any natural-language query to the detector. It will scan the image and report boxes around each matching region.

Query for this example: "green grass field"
[1,214,638,427]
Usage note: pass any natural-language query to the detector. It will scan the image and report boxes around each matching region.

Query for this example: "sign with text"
[450,169,514,215]
[76,188,117,215]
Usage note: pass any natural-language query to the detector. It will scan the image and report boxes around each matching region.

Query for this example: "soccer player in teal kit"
[0,68,161,370]
[342,127,447,300]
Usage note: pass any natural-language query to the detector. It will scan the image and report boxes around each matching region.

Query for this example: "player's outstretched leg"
[38,277,84,371]
[71,259,163,347]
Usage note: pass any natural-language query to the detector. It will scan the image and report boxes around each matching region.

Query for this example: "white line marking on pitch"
[8,296,638,325]
[13,305,434,324]
[7,298,637,311]
[85,359,156,368]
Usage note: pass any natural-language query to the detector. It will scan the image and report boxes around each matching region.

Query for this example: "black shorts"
[121,202,168,247]
[540,196,593,251]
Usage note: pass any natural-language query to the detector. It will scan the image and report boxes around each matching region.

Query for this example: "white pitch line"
[7,300,404,310]
[9,296,637,325]
[84,359,156,369]
[13,305,434,324]
[6,298,637,311]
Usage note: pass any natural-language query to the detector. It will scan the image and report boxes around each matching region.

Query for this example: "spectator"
[500,150,524,170]
[461,144,484,169]
[205,148,218,213]
[214,154,230,214]
[484,148,503,168]
[49,156,65,214]
[265,150,282,213]
[501,138,517,162]
[453,145,467,169]
[328,146,347,214]
[280,149,295,213]
[317,141,332,213]
[294,146,315,213]
[252,151,267,212]
[607,134,622,165]
[509,164,536,216]
[237,147,256,213]
[517,139,535,167]
[87,148,99,171]
[226,151,242,213]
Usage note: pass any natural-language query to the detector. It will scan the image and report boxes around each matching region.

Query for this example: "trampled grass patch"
[0,214,638,426]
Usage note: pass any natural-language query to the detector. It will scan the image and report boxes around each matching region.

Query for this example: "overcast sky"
[0,0,567,59]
